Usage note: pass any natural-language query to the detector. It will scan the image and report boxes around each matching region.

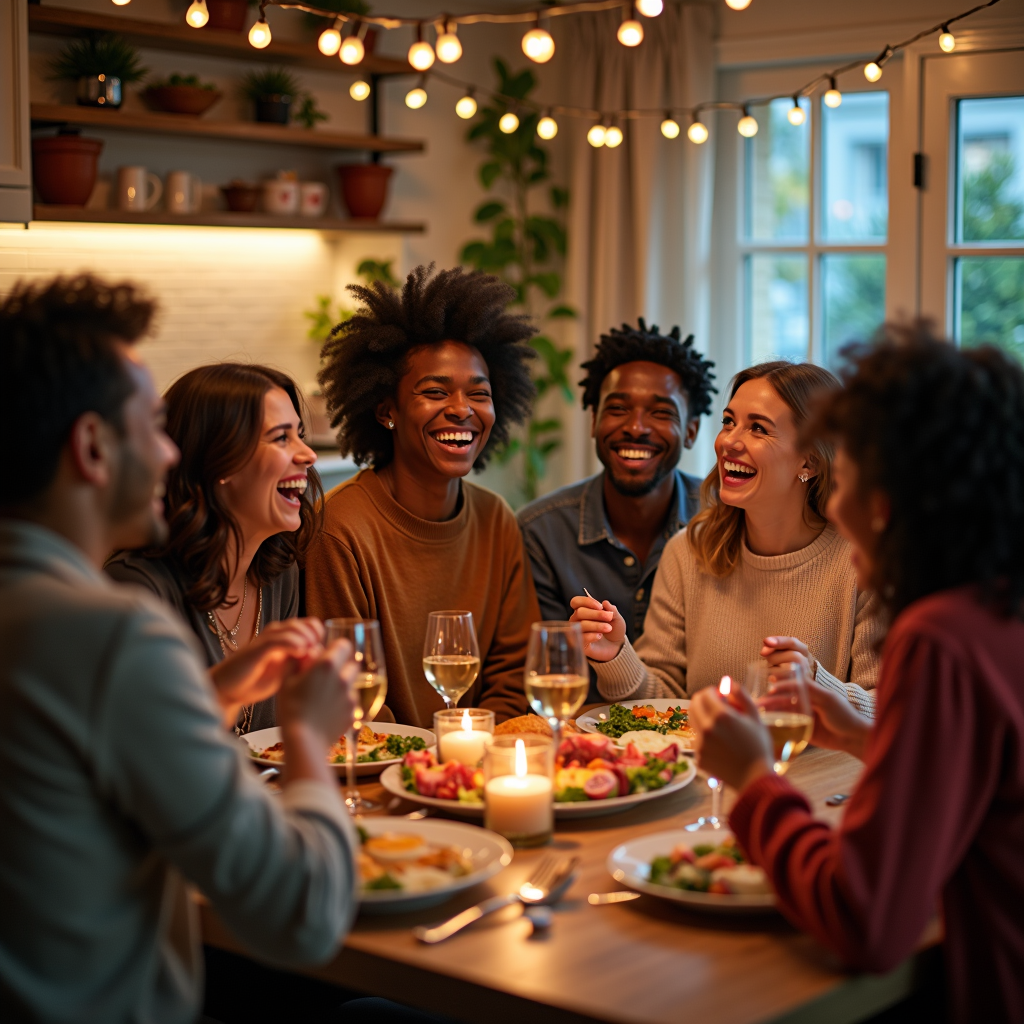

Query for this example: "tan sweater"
[593,524,882,716]
[305,469,537,728]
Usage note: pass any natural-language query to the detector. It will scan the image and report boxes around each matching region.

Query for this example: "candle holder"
[483,735,553,848]
[434,708,494,766]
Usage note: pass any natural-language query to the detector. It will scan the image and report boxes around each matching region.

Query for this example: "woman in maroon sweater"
[692,324,1024,1024]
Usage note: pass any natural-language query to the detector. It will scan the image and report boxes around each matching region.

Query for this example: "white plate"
[607,829,777,914]
[358,817,513,913]
[243,723,435,777]
[576,699,694,751]
[378,758,697,820]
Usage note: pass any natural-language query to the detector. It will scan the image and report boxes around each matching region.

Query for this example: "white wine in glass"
[423,611,481,708]
[744,658,814,775]
[524,673,589,720]
[524,622,588,749]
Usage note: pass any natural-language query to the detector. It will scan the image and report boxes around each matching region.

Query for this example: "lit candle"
[484,739,553,839]
[439,709,490,766]
[719,675,732,696]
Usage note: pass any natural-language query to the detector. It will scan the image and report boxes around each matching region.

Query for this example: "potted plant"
[336,162,392,219]
[32,128,104,206]
[205,0,254,32]
[48,32,148,110]
[142,73,222,116]
[240,67,300,124]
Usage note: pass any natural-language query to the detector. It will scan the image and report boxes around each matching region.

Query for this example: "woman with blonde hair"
[570,361,881,715]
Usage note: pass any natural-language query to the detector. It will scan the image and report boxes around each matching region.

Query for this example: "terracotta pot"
[336,163,393,219]
[206,0,249,32]
[32,134,104,206]
[142,85,222,116]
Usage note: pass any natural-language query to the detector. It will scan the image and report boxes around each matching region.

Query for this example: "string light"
[587,123,607,147]
[864,45,892,82]
[724,0,752,8]
[408,24,435,71]
[499,111,520,133]
[405,77,428,108]
[787,96,805,126]
[340,31,365,64]
[522,25,555,63]
[605,123,623,147]
[636,0,663,15]
[349,79,371,101]
[660,114,680,139]
[112,0,132,6]
[737,108,758,136]
[687,117,708,144]
[436,22,462,63]
[185,0,209,27]
[318,22,341,55]
[823,77,842,108]
[248,16,271,48]
[617,6,644,46]
[537,113,558,139]
[455,92,477,118]
[939,24,956,50]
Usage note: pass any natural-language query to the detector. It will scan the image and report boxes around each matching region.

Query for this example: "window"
[741,92,889,368]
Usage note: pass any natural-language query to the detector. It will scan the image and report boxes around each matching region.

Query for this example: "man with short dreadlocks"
[518,320,715,693]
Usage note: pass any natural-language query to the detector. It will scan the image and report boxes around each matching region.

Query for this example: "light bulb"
[636,0,663,14]
[405,86,427,109]
[537,115,558,139]
[185,0,209,26]
[617,19,643,46]
[408,40,435,71]
[737,113,758,137]
[499,112,519,134]
[349,80,370,101]
[248,18,271,48]
[687,120,708,144]
[522,27,555,63]
[939,28,955,52]
[660,117,680,139]
[587,124,607,147]
[436,32,462,63]
[318,26,341,55]
[787,102,805,126]
[724,0,752,8]
[112,0,132,5]
[339,35,364,65]
[455,94,477,119]
[823,87,842,108]
[604,125,623,147]
[864,61,882,82]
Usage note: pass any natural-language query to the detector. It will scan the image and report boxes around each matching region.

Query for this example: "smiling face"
[379,340,495,482]
[593,361,698,497]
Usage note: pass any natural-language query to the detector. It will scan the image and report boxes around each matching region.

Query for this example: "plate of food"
[243,723,435,777]
[607,829,776,913]
[357,817,512,913]
[379,730,696,819]
[577,699,695,751]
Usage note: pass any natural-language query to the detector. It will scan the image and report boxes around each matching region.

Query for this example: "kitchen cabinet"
[0,0,32,221]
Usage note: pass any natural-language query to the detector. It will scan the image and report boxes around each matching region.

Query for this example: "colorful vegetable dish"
[356,826,472,893]
[252,726,426,766]
[595,703,694,742]
[648,836,772,895]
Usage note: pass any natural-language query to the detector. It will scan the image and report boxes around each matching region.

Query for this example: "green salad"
[595,703,689,739]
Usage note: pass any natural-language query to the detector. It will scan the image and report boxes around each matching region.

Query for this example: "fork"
[412,855,578,944]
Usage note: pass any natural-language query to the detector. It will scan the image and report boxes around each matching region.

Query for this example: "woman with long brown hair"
[571,361,881,713]
[106,362,325,733]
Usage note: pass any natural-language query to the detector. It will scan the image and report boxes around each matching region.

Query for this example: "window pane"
[746,253,808,363]
[956,257,1024,361]
[745,98,810,242]
[957,96,1024,242]
[821,254,886,368]
[821,92,889,242]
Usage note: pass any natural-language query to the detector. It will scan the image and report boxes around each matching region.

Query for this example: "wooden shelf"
[28,4,413,77]
[31,103,424,153]
[32,205,426,232]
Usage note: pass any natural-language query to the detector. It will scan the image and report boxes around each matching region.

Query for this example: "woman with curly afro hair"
[305,265,541,727]
[692,322,1024,1023]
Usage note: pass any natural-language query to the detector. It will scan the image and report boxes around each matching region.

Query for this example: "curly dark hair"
[811,321,1024,622]
[579,319,717,417]
[317,264,537,470]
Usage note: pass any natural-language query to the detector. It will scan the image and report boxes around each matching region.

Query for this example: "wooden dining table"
[202,740,940,1024]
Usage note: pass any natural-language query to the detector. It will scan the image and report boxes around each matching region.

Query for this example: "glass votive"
[483,734,554,848]
[433,708,494,766]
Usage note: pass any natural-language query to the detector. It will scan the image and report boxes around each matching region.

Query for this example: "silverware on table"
[257,767,280,781]
[825,793,850,806]
[588,891,641,905]
[413,855,578,944]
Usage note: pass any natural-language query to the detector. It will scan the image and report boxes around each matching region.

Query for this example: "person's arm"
[814,589,882,718]
[519,521,573,623]
[304,532,372,623]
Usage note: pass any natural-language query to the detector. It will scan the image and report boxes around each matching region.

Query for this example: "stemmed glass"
[686,675,734,832]
[524,621,588,753]
[326,618,388,814]
[744,659,813,775]
[422,611,481,709]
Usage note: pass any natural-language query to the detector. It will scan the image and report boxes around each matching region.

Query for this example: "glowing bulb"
[185,0,209,26]
[787,101,805,126]
[617,19,643,46]
[405,86,427,109]
[660,117,680,139]
[112,0,132,6]
[318,26,341,55]
[522,27,555,63]
[455,94,477,119]
[339,35,364,64]
[436,32,462,63]
[636,0,663,15]
[864,61,882,82]
[349,80,370,101]
[587,124,606,147]
[724,0,752,8]
[408,40,435,71]
[604,125,623,147]
[248,18,271,48]
[824,87,842,108]
[537,115,558,140]
[499,112,520,134]
[687,120,708,144]
[939,28,955,52]
[737,113,758,137]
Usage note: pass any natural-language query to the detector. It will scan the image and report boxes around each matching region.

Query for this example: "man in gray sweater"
[0,275,360,1023]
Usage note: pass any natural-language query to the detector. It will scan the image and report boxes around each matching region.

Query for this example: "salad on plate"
[357,825,473,894]
[649,835,772,896]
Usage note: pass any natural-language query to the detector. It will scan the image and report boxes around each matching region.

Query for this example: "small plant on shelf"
[293,94,329,130]
[150,73,218,91]
[49,32,148,84]
[142,72,222,116]
[240,67,300,124]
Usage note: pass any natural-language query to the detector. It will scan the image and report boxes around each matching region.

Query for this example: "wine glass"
[744,659,814,775]
[423,611,481,709]
[685,675,735,832]
[326,618,388,814]
[524,621,588,753]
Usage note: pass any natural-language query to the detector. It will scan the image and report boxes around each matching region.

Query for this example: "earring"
[798,472,809,483]
[218,478,227,485]
[871,516,886,532]
[387,420,394,430]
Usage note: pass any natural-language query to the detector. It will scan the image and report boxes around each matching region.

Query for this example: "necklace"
[210,576,247,648]
[207,580,263,736]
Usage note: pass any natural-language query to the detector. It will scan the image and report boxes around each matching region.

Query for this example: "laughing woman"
[305,265,540,727]
[572,361,883,714]
[106,363,325,733]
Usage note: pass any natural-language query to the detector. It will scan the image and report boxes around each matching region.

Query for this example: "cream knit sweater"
[592,523,882,717]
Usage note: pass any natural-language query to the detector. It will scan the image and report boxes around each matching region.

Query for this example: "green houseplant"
[240,67,300,124]
[49,32,148,110]
[142,73,221,117]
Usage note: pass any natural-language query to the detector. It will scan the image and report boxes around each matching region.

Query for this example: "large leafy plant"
[460,59,576,503]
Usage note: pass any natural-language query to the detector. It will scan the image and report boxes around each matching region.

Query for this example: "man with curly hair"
[518,320,715,667]
[305,265,541,726]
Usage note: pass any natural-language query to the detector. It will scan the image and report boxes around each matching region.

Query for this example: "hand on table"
[690,685,774,792]
[569,594,626,662]
[764,676,872,761]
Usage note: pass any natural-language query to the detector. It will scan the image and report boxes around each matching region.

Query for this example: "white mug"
[117,166,162,212]
[166,171,202,214]
[263,178,299,215]
[299,181,328,218]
